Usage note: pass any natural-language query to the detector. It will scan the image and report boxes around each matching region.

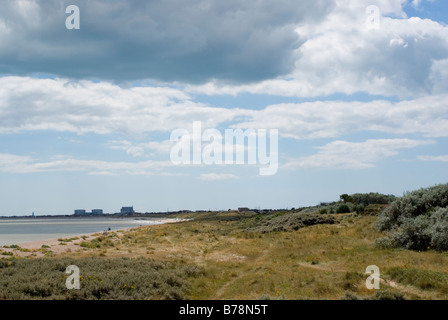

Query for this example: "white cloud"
[429,58,448,94]
[199,173,240,181]
[284,139,434,169]
[107,139,174,157]
[234,95,448,139]
[0,154,35,173]
[0,77,246,135]
[185,0,448,98]
[1,0,446,97]
[0,153,173,175]
[1,77,448,143]
[418,154,448,162]
[88,171,118,176]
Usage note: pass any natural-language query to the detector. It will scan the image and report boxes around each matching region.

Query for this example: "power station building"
[74,209,103,215]
[120,206,135,214]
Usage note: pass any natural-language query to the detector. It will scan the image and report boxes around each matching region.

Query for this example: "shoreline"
[0,217,189,258]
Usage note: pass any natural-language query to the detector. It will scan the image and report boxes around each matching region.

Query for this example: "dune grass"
[2,210,448,300]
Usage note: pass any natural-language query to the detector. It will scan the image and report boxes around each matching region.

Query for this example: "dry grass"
[55,211,448,300]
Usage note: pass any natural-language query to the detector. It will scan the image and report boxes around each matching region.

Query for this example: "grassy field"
[1,208,448,300]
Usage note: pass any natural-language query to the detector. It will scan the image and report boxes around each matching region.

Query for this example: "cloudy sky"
[0,0,447,215]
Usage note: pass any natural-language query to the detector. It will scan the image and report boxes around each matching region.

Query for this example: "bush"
[427,207,448,251]
[376,183,448,232]
[363,204,385,216]
[388,215,432,251]
[340,194,354,203]
[350,193,396,206]
[375,183,448,251]
[336,205,351,214]
[341,291,407,300]
[353,204,365,214]
[0,257,204,300]
[246,212,335,233]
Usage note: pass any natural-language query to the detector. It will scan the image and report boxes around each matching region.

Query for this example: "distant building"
[238,207,250,212]
[91,209,103,215]
[120,206,135,214]
[74,209,86,215]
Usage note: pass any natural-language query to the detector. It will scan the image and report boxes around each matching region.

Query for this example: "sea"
[0,217,164,246]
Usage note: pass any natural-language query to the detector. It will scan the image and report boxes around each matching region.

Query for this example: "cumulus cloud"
[0,76,247,135]
[0,153,35,173]
[0,0,334,83]
[2,0,447,97]
[107,139,174,157]
[0,153,173,175]
[199,173,239,181]
[417,154,448,162]
[1,77,448,142]
[234,95,448,139]
[284,139,434,169]
[185,0,448,97]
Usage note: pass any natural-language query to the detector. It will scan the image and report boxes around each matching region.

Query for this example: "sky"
[0,0,447,215]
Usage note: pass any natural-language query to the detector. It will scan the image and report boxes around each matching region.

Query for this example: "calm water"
[0,217,163,246]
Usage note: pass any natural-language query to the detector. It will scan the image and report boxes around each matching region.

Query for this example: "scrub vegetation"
[1,183,447,300]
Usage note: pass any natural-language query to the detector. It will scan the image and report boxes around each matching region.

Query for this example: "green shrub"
[340,194,354,203]
[350,193,396,206]
[336,205,350,214]
[389,215,432,251]
[376,183,448,232]
[363,204,385,216]
[58,237,79,243]
[256,294,286,300]
[375,183,448,251]
[341,291,407,300]
[80,241,101,249]
[246,212,335,233]
[0,257,203,300]
[427,207,448,251]
[79,236,115,249]
[353,204,365,214]
[371,291,407,300]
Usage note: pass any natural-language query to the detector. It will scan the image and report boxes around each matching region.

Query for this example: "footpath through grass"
[1,210,448,300]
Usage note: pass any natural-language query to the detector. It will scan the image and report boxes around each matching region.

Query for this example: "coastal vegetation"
[0,257,203,300]
[1,183,447,300]
[375,183,448,251]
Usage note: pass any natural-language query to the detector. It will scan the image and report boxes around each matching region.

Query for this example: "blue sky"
[0,0,447,215]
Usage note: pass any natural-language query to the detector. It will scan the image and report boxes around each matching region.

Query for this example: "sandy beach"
[0,217,187,258]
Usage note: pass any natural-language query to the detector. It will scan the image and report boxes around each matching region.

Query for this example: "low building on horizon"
[120,206,135,214]
[74,209,105,216]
